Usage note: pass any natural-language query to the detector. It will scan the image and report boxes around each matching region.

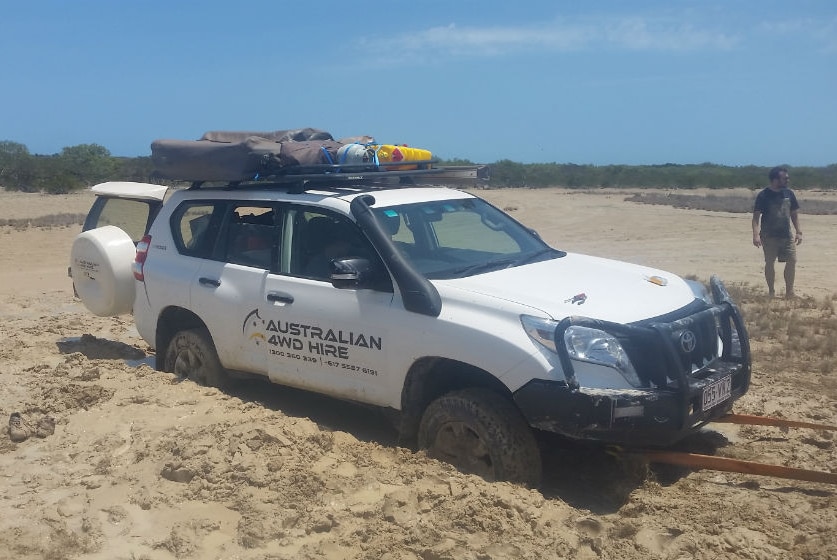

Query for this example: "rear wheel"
[418,388,542,486]
[163,328,228,389]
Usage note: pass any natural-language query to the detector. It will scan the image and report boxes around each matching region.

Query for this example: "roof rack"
[260,158,438,179]
[185,161,491,193]
[151,131,489,189]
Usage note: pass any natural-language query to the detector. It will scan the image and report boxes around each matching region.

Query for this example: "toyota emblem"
[680,330,697,353]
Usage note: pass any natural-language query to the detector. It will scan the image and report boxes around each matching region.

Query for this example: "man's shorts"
[762,236,796,264]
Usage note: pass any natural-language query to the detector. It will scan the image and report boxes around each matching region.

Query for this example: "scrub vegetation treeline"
[0,141,151,193]
[485,159,837,190]
[1,140,836,194]
[621,191,837,215]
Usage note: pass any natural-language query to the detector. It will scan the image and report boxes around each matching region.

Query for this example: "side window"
[377,209,417,257]
[380,210,413,244]
[171,203,219,258]
[85,197,156,243]
[289,208,370,280]
[224,205,278,270]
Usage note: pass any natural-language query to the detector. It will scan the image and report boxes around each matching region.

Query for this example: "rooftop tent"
[199,128,333,143]
[149,128,434,183]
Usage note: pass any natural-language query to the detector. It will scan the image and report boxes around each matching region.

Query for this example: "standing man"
[752,166,802,298]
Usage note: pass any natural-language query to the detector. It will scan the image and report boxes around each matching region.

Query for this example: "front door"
[261,275,396,406]
[259,206,398,406]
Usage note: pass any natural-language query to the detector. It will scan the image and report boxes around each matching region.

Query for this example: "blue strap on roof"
[320,146,335,165]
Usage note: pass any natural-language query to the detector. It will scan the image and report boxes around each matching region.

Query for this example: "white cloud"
[601,17,737,51]
[395,23,594,56]
[759,16,837,53]
[367,16,739,58]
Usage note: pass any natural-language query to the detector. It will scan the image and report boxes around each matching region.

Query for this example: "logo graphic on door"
[242,309,266,346]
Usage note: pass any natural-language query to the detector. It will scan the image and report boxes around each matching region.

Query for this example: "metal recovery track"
[632,413,837,485]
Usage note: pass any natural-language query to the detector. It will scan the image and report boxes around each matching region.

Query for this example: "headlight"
[564,326,642,387]
[521,315,559,353]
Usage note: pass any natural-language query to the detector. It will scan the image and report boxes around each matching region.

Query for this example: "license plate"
[702,375,732,411]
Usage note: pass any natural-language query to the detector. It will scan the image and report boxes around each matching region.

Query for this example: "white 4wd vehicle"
[71,173,751,486]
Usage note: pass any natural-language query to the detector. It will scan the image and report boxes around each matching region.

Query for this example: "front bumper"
[513,276,751,447]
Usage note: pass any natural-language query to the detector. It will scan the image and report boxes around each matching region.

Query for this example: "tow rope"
[630,413,837,485]
[713,412,837,432]
[639,450,837,485]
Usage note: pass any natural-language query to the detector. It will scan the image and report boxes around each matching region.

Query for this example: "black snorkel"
[350,195,442,317]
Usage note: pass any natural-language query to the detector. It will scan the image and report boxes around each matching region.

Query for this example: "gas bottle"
[337,143,375,166]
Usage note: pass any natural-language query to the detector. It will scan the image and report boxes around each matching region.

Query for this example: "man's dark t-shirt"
[754,187,799,239]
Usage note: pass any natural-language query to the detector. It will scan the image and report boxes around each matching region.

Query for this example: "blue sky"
[2,1,835,166]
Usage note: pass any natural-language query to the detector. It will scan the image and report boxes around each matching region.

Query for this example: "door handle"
[267,292,294,304]
[198,277,221,288]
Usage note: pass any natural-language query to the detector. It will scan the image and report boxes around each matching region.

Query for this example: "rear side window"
[84,197,158,243]
[224,205,277,269]
[171,201,280,270]
[172,203,218,257]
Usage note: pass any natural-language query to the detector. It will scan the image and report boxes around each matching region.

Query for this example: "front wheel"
[163,328,228,389]
[418,388,542,486]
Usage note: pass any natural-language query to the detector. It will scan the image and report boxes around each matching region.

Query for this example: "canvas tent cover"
[151,128,382,182]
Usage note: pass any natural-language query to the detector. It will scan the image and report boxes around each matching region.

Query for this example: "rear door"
[187,201,280,376]
[83,182,168,241]
[71,182,168,312]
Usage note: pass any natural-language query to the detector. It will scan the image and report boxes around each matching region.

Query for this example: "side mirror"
[330,258,390,291]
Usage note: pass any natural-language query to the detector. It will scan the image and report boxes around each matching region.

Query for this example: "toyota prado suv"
[70,132,751,486]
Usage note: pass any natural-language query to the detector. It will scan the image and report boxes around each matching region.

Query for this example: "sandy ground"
[0,187,835,559]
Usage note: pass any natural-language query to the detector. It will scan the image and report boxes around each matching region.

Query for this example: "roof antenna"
[288,179,308,194]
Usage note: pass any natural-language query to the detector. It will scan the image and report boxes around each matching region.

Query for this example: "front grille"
[554,277,751,396]
[666,309,720,376]
[618,305,722,388]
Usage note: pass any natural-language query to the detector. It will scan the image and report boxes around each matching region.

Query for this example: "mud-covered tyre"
[70,225,137,316]
[418,388,542,486]
[163,328,228,389]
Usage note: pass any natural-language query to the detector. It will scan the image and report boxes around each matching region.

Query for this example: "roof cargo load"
[150,128,434,182]
[199,128,334,144]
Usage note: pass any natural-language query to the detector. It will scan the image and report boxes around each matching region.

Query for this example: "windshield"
[371,197,563,279]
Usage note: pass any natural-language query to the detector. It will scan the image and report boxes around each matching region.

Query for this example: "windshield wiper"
[446,257,519,278]
[515,248,564,266]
